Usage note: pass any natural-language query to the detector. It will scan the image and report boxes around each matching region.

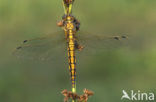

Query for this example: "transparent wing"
[13,31,68,62]
[76,30,128,54]
[13,30,128,62]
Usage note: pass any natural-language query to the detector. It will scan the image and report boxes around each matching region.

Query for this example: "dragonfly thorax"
[64,16,77,32]
[66,22,74,30]
[57,15,80,32]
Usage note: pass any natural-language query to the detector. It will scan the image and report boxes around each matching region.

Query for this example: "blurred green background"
[0,0,156,102]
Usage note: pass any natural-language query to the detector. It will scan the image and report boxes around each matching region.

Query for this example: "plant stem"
[72,87,76,102]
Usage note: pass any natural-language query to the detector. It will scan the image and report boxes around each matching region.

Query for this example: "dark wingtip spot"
[121,35,127,39]
[16,46,22,49]
[23,40,28,43]
[114,36,120,40]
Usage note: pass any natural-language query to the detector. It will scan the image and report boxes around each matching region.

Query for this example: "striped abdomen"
[67,30,76,88]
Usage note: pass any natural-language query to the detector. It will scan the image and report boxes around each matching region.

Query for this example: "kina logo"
[121,90,155,101]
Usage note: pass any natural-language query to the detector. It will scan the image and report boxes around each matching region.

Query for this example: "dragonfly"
[13,0,127,94]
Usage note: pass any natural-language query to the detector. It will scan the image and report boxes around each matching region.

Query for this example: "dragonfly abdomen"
[67,31,76,89]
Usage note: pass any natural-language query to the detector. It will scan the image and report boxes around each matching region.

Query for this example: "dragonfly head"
[59,14,80,31]
[66,15,74,21]
[57,15,74,28]
[64,15,75,30]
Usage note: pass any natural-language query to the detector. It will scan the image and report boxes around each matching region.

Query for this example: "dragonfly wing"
[13,31,67,61]
[76,30,128,54]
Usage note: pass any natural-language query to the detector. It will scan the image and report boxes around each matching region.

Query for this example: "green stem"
[62,0,73,15]
[72,86,76,102]
[62,1,67,14]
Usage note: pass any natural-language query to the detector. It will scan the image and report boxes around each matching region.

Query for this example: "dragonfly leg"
[77,45,84,51]
[75,41,84,51]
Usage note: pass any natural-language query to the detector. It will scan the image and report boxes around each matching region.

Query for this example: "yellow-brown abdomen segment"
[67,30,76,88]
